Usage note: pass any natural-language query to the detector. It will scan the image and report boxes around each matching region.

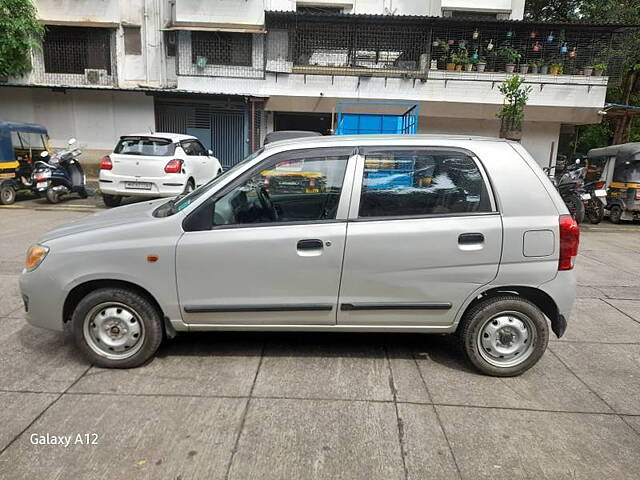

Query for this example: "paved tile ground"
[0,208,639,479]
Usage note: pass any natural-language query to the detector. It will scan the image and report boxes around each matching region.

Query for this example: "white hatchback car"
[99,133,222,207]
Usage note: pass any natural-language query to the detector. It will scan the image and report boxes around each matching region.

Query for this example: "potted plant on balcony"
[451,52,464,71]
[498,46,521,73]
[583,65,594,76]
[496,75,532,141]
[550,62,563,75]
[530,59,542,74]
[475,56,487,72]
[593,63,607,76]
[519,62,530,74]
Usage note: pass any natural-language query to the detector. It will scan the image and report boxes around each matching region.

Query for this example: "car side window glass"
[182,141,194,155]
[358,148,492,218]
[194,141,207,156]
[212,149,349,226]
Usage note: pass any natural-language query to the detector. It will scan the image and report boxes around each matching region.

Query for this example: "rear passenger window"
[358,148,492,218]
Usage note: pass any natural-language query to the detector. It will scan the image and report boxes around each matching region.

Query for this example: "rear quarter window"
[114,137,176,156]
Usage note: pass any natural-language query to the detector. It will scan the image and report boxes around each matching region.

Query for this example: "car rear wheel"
[72,287,163,368]
[457,295,549,377]
[102,193,122,208]
[0,183,16,205]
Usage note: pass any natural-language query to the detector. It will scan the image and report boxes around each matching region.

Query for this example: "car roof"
[119,132,197,142]
[262,134,510,150]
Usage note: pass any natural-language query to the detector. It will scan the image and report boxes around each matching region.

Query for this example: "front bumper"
[19,267,65,332]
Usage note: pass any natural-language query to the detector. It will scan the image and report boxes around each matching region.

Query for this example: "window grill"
[177,31,264,79]
[43,26,112,74]
[32,25,116,86]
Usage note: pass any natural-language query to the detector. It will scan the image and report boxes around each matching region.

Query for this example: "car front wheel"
[72,287,163,368]
[457,295,549,377]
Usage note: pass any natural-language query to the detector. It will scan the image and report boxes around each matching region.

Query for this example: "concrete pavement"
[0,208,639,479]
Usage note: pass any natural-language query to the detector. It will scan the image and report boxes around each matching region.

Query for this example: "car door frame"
[175,146,359,326]
[337,145,501,327]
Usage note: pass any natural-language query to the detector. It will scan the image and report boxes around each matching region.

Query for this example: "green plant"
[594,63,607,72]
[498,46,522,64]
[551,62,564,73]
[531,58,545,68]
[496,75,532,132]
[476,56,487,64]
[452,49,470,65]
[0,0,44,78]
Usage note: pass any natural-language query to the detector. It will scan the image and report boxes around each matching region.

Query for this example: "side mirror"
[68,138,77,146]
[208,149,214,156]
[40,151,49,158]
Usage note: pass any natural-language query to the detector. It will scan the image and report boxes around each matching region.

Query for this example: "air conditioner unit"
[84,69,107,85]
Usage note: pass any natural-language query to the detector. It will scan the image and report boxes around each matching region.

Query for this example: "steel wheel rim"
[476,311,537,368]
[83,302,145,360]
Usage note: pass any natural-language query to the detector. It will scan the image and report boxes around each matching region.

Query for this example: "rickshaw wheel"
[0,183,16,205]
[609,205,622,224]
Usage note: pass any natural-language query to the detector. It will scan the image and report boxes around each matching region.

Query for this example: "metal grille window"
[43,26,112,74]
[191,32,252,66]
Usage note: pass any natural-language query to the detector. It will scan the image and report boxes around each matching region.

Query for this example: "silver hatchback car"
[20,135,579,376]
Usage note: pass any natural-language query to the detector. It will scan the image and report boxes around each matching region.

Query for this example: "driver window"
[213,149,349,226]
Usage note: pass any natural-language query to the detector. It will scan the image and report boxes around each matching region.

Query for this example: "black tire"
[563,193,585,224]
[0,182,16,205]
[45,188,60,204]
[609,205,623,224]
[102,193,122,208]
[587,199,604,224]
[71,287,163,368]
[457,295,549,377]
[78,187,88,199]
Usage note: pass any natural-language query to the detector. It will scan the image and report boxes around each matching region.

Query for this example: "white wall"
[352,0,440,15]
[0,87,155,151]
[521,121,560,168]
[175,0,266,25]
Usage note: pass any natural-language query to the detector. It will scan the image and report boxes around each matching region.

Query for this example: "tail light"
[595,181,606,189]
[558,214,580,271]
[164,159,183,174]
[100,155,112,170]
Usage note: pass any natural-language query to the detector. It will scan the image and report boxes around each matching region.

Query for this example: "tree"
[524,0,582,22]
[0,0,44,79]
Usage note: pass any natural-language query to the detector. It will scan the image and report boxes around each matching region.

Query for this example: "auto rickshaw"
[0,120,50,205]
[587,142,640,223]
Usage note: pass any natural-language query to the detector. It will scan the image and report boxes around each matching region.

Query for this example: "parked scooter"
[582,180,607,224]
[555,160,586,224]
[32,138,88,203]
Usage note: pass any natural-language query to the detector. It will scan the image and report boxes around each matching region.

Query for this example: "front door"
[176,147,356,326]
[337,146,503,327]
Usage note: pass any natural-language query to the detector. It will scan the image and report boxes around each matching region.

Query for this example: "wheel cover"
[83,302,145,360]
[476,312,537,368]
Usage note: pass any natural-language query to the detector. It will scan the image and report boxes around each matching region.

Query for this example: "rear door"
[337,146,502,327]
[110,136,175,178]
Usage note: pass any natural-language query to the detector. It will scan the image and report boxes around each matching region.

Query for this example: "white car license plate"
[125,182,152,190]
[37,182,48,189]
[580,193,591,200]
[594,189,607,197]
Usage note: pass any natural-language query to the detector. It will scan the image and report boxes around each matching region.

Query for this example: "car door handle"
[297,239,323,250]
[458,233,485,244]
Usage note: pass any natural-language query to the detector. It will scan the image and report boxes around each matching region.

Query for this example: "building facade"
[0,0,627,169]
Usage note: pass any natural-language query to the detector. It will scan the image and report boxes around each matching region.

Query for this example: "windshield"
[114,137,176,156]
[154,148,265,218]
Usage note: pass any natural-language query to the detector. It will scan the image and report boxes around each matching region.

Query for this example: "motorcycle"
[554,161,587,224]
[32,138,88,204]
[582,180,607,224]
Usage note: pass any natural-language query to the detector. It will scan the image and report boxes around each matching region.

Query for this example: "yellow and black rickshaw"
[587,143,640,223]
[0,120,51,205]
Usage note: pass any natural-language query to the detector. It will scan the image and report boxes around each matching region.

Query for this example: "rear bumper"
[99,172,186,197]
[538,270,576,338]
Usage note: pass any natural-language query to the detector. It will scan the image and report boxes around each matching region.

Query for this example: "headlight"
[25,244,49,271]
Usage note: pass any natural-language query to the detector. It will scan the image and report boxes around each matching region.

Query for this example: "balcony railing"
[261,12,630,84]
